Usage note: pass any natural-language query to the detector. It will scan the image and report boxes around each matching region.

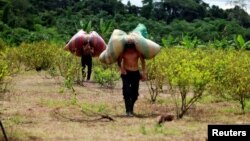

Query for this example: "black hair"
[124,41,135,50]
[83,38,89,46]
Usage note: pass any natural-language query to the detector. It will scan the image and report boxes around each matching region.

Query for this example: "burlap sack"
[64,30,87,57]
[65,30,106,57]
[89,31,106,57]
[132,23,148,38]
[99,29,127,64]
[99,29,161,64]
[129,32,160,59]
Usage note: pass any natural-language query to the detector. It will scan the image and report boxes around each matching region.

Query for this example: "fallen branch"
[52,107,115,123]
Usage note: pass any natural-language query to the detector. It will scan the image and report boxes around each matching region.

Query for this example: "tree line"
[0,0,250,46]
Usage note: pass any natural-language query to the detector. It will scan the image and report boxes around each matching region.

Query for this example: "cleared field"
[1,70,250,141]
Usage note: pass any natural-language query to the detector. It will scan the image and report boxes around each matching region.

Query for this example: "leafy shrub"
[210,50,250,113]
[0,40,13,93]
[158,48,214,118]
[0,54,11,93]
[146,56,166,103]
[3,47,23,74]
[19,41,58,71]
[93,65,120,88]
[62,56,82,89]
[52,45,82,88]
[0,38,7,50]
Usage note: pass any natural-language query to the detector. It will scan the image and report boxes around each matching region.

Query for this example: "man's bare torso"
[122,48,140,71]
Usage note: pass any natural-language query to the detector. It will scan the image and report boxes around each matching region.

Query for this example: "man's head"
[124,40,136,51]
[83,35,94,55]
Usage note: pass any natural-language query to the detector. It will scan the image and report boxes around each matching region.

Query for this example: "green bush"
[0,40,13,93]
[210,50,250,113]
[146,55,166,103]
[0,54,11,93]
[0,38,7,50]
[93,65,120,88]
[62,56,82,89]
[19,41,58,71]
[51,44,82,89]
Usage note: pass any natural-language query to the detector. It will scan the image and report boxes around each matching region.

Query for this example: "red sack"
[64,30,88,57]
[89,31,106,57]
[65,30,106,57]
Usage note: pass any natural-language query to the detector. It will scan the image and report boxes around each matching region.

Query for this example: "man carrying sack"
[117,39,146,117]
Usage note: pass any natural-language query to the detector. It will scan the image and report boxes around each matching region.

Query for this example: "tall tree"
[127,1,139,15]
[229,0,249,11]
[2,4,11,24]
[3,0,35,29]
[141,0,153,19]
[226,5,250,27]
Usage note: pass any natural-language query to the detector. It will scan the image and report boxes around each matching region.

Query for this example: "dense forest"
[0,0,250,46]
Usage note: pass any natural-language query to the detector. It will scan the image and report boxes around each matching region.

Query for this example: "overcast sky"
[121,0,250,14]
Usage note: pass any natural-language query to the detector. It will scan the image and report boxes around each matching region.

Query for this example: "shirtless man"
[117,40,146,117]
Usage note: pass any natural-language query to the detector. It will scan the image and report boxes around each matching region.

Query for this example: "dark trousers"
[81,54,92,80]
[121,70,141,113]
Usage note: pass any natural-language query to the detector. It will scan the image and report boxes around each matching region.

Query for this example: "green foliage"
[3,41,83,92]
[0,23,62,46]
[31,24,63,43]
[7,28,30,45]
[209,50,250,113]
[146,56,166,102]
[180,35,200,48]
[54,49,82,89]
[153,47,250,116]
[0,58,10,92]
[79,20,93,33]
[234,34,250,49]
[19,41,58,71]
[81,101,110,115]
[3,47,23,74]
[0,38,6,50]
[157,48,214,118]
[0,48,11,92]
[1,0,250,45]
[235,34,245,48]
[63,57,81,89]
[161,35,177,47]
[93,65,120,88]
[99,18,113,41]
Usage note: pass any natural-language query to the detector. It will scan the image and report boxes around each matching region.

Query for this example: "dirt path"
[1,71,249,141]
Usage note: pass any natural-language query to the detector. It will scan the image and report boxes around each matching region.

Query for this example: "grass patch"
[155,97,172,105]
[4,114,25,126]
[244,101,250,113]
[38,98,74,108]
[198,94,225,104]
[1,118,30,141]
[138,123,182,136]
[0,129,27,141]
[212,100,250,114]
[221,106,241,113]
[80,101,110,115]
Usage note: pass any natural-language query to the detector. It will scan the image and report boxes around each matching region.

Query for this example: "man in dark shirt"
[81,36,94,81]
